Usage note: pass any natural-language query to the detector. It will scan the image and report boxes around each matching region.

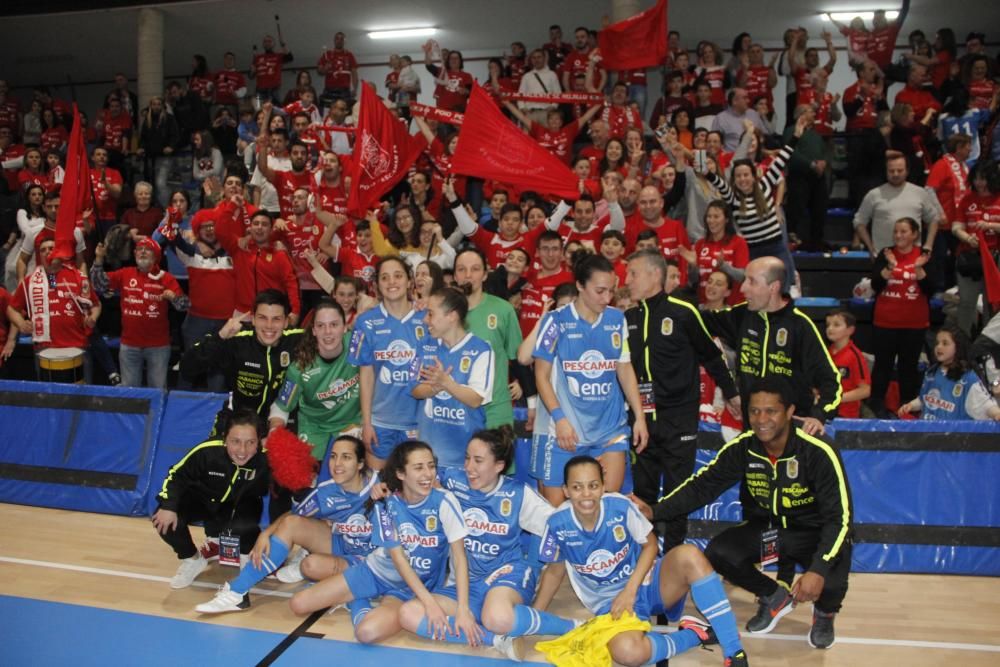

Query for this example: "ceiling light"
[367,27,437,39]
[821,10,899,21]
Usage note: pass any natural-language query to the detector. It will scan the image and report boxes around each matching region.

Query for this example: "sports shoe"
[724,649,749,666]
[745,585,794,634]
[108,372,122,386]
[275,548,309,583]
[199,539,220,561]
[677,615,718,647]
[195,583,250,614]
[170,553,208,589]
[492,634,525,662]
[808,608,836,649]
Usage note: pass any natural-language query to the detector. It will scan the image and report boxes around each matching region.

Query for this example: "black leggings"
[156,495,263,559]
[870,326,926,412]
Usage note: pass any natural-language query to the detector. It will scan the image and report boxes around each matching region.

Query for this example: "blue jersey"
[439,468,553,578]
[364,488,468,590]
[919,366,994,421]
[293,472,379,558]
[538,493,653,614]
[939,109,991,165]
[533,303,631,446]
[416,333,495,466]
[348,304,427,430]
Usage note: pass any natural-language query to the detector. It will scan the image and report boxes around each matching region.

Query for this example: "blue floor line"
[0,595,525,666]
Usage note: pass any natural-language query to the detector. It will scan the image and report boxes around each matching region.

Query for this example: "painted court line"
[4,555,1000,654]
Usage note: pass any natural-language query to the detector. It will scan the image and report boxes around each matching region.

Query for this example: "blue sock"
[229,536,289,594]
[509,604,575,637]
[416,617,495,645]
[647,629,701,662]
[691,572,743,657]
[348,598,373,628]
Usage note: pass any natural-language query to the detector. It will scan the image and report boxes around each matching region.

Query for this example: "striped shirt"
[708,142,794,246]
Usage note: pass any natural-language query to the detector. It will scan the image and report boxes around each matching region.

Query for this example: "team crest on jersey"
[280,351,290,367]
[425,515,437,532]
[487,313,498,329]
[266,253,273,262]
[460,356,471,373]
[612,525,626,542]
[611,332,621,349]
[500,498,512,517]
[953,383,964,397]
[661,317,673,336]
[776,328,788,347]
[415,325,425,339]
[786,458,798,479]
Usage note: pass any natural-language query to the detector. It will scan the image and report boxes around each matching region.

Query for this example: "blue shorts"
[594,556,686,621]
[529,428,631,486]
[343,563,414,602]
[438,560,538,617]
[372,425,418,461]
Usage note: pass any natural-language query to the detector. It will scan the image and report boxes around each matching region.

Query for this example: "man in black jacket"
[701,256,842,434]
[624,249,739,549]
[152,409,270,589]
[641,377,852,650]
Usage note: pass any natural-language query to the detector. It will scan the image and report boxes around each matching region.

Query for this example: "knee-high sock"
[691,572,743,657]
[509,604,575,637]
[647,629,702,663]
[416,617,495,645]
[229,536,290,594]
[348,598,373,628]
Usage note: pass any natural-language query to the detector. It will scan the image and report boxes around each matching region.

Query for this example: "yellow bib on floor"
[535,612,652,667]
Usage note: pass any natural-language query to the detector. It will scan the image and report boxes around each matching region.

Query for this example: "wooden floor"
[1,503,998,666]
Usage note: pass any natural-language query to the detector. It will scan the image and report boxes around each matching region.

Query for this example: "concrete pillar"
[610,0,642,23]
[136,8,164,110]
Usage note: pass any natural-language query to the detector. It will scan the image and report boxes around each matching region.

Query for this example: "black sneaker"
[745,586,794,634]
[808,608,836,649]
[724,650,749,666]
[108,372,122,386]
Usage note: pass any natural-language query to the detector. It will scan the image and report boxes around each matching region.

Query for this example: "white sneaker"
[275,548,309,583]
[170,553,208,589]
[492,634,525,662]
[195,583,251,614]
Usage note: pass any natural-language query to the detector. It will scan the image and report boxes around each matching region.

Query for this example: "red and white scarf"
[25,266,92,344]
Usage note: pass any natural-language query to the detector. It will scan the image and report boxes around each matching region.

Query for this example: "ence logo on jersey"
[574,545,631,576]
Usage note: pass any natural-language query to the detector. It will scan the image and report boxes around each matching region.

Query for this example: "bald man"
[700,257,842,434]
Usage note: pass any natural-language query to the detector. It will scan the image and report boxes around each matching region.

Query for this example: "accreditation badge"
[219,531,241,567]
[638,382,656,414]
[760,528,779,567]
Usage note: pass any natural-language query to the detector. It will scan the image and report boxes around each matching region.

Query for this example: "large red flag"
[597,0,668,70]
[976,230,1000,310]
[347,82,427,217]
[450,84,580,200]
[53,104,92,261]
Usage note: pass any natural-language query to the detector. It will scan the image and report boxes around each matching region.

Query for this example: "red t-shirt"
[926,155,969,227]
[957,192,1000,254]
[90,167,123,220]
[601,104,643,140]
[696,66,727,106]
[561,50,594,81]
[619,69,647,86]
[530,119,581,165]
[314,178,349,217]
[17,170,46,192]
[969,79,998,111]
[843,81,883,131]
[694,234,750,305]
[335,245,377,293]
[11,267,95,350]
[253,52,286,90]
[1,143,25,191]
[188,76,214,100]
[318,49,357,90]
[0,101,18,133]
[829,340,871,418]
[274,213,325,290]
[40,126,68,154]
[526,268,574,299]
[741,65,774,112]
[866,25,901,69]
[645,217,691,284]
[469,222,547,269]
[107,267,183,347]
[799,89,836,136]
[434,71,474,111]
[839,27,872,62]
[517,284,546,338]
[894,86,942,123]
[270,169,313,220]
[100,110,132,152]
[507,56,527,87]
[214,69,246,105]
[874,246,930,329]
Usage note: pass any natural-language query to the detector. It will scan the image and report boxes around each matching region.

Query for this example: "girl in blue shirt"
[288,440,473,646]
[414,287,494,467]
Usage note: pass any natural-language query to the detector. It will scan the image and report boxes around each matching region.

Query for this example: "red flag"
[451,84,580,200]
[597,0,668,71]
[347,82,427,217]
[53,104,92,261]
[977,230,1000,310]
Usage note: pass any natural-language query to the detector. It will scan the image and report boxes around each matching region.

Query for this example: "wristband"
[551,407,566,422]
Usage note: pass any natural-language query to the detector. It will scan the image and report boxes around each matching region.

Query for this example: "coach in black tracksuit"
[624,249,739,549]
[650,376,852,648]
[700,257,842,433]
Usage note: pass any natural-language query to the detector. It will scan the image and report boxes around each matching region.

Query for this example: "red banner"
[54,104,92,262]
[347,83,428,217]
[409,102,465,126]
[499,91,606,105]
[977,229,1000,310]
[597,0,668,70]
[451,84,580,200]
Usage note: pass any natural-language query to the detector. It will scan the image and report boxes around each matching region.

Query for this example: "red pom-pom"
[266,427,317,491]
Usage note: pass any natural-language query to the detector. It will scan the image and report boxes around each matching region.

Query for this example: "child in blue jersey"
[899,325,1000,420]
[531,255,649,505]
[195,436,378,617]
[349,256,427,470]
[399,429,579,660]
[535,456,750,666]
[288,441,474,646]
[414,287,495,467]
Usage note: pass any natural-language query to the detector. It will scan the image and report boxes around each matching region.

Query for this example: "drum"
[37,347,85,384]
